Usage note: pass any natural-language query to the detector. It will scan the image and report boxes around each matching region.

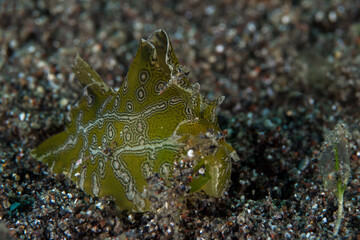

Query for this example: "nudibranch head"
[175,117,239,198]
[201,139,239,197]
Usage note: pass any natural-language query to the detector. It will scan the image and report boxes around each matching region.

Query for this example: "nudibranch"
[32,29,239,212]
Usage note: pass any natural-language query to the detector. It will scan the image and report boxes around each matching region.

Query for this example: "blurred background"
[1,0,360,239]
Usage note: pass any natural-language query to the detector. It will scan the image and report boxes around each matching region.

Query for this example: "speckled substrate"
[1,0,360,239]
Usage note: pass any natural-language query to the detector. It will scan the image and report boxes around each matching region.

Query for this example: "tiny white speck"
[328,11,337,22]
[27,45,35,53]
[246,21,256,32]
[281,15,290,24]
[75,159,82,168]
[187,149,195,158]
[308,98,314,105]
[19,112,26,121]
[204,5,215,15]
[60,98,69,108]
[215,44,224,53]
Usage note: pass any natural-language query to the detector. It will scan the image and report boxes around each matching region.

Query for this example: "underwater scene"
[0,0,360,239]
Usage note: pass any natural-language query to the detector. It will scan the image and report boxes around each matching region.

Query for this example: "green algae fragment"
[318,122,351,236]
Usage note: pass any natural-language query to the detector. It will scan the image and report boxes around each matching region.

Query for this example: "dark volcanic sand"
[1,0,360,239]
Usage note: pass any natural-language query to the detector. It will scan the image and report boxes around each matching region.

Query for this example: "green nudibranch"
[32,29,239,212]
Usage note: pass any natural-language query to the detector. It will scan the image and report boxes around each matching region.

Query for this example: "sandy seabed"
[1,0,360,239]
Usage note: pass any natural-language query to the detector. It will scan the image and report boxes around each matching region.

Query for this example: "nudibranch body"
[32,29,239,212]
